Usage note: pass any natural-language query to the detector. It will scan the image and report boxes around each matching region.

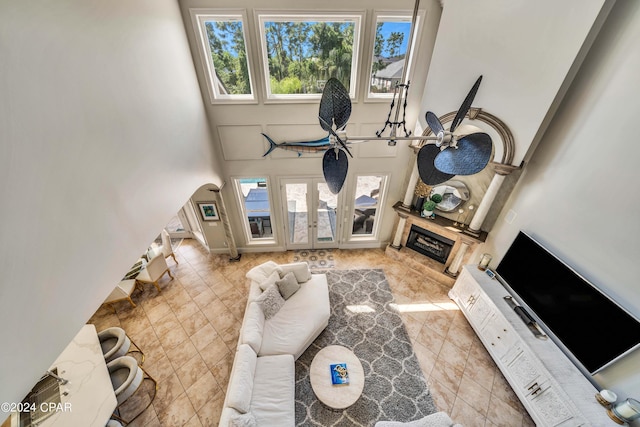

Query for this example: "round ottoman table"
[309,345,364,410]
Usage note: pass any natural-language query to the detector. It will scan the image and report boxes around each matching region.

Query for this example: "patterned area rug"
[292,249,335,270]
[295,269,437,426]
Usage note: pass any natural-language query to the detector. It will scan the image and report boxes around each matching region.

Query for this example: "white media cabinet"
[449,266,617,426]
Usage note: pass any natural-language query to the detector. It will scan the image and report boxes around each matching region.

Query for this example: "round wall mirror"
[430,180,470,212]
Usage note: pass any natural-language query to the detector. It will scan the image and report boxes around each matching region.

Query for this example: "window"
[368,13,418,99]
[351,175,387,238]
[192,10,255,102]
[234,178,274,243]
[258,13,362,100]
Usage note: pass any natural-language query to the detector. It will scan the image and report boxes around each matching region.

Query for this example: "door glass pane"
[317,182,337,243]
[353,176,383,236]
[285,183,309,244]
[240,178,272,239]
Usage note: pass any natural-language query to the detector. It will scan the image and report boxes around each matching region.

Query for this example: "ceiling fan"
[316,75,492,193]
[417,75,492,185]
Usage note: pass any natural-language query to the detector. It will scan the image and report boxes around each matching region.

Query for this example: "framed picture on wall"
[198,201,220,221]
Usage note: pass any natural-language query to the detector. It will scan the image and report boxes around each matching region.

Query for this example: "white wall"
[0,0,222,406]
[191,184,229,252]
[483,0,640,399]
[419,0,611,166]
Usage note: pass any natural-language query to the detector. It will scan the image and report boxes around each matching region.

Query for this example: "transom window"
[258,13,362,100]
[368,13,417,99]
[190,9,421,104]
[191,10,255,102]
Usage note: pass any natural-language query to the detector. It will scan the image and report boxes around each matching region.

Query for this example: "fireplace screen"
[406,224,454,264]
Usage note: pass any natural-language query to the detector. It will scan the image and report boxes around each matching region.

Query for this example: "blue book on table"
[330,363,349,385]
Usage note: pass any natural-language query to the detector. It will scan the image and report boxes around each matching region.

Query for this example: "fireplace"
[406,224,455,264]
[386,202,488,284]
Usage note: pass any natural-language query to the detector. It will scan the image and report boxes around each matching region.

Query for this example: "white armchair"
[159,229,178,264]
[135,254,173,293]
[103,279,137,311]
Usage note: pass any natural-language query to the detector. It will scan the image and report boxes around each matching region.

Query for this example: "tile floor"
[88,239,535,426]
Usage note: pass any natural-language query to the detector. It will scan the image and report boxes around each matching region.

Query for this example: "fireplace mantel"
[392,202,488,242]
[386,202,488,285]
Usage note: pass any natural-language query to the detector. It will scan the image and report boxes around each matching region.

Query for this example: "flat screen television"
[496,231,640,374]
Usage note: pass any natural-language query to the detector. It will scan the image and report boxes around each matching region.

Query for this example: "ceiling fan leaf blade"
[425,111,444,135]
[319,78,352,131]
[417,144,455,185]
[450,75,483,132]
[323,149,349,194]
[434,133,492,175]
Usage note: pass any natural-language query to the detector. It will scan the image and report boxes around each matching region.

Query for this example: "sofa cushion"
[278,262,312,283]
[248,281,263,303]
[258,270,281,291]
[251,354,295,427]
[260,274,330,359]
[276,272,300,300]
[229,412,257,427]
[219,408,242,427]
[246,261,281,283]
[226,345,257,414]
[240,303,264,354]
[255,284,285,319]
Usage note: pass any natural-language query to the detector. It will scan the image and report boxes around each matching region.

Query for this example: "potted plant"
[422,194,443,218]
[430,193,443,204]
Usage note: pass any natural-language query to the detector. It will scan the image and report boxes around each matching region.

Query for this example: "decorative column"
[212,187,241,262]
[390,211,409,249]
[466,163,519,236]
[390,156,421,250]
[445,242,470,277]
[403,162,421,208]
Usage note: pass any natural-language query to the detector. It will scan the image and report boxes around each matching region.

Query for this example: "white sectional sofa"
[219,261,331,427]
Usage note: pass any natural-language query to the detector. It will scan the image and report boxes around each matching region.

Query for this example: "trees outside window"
[205,20,251,95]
[259,15,362,98]
[192,10,255,102]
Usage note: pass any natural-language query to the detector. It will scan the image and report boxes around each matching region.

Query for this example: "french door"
[281,178,343,250]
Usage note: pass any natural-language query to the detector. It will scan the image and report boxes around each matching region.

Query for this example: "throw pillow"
[255,284,285,319]
[229,412,257,427]
[245,261,279,283]
[258,270,281,292]
[276,271,301,300]
[279,262,312,283]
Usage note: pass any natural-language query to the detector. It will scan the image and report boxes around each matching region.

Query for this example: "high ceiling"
[177,0,440,177]
[177,0,613,175]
